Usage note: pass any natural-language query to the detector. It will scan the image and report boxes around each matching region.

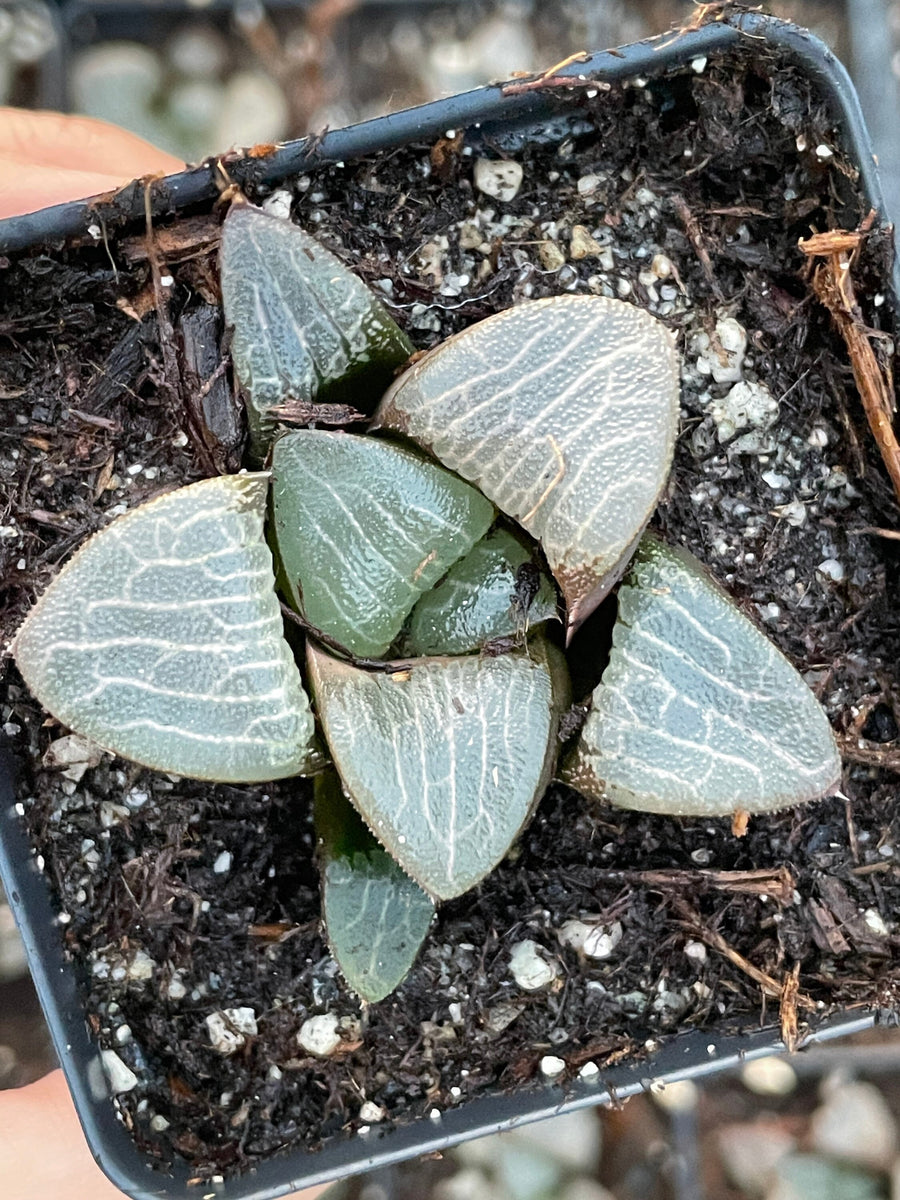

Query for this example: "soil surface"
[1,30,899,1185]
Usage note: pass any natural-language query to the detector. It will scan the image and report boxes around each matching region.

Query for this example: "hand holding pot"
[0,108,183,219]
[0,1070,331,1198]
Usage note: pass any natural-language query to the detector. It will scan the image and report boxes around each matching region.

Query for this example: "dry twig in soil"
[800,217,900,508]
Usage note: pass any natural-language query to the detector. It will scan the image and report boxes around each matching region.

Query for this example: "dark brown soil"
[1,33,899,1184]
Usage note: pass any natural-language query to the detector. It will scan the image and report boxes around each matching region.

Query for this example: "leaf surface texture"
[14,475,315,783]
[563,537,841,815]
[401,527,558,656]
[307,642,561,899]
[272,430,495,657]
[315,773,434,1002]
[220,204,413,456]
[375,295,679,631]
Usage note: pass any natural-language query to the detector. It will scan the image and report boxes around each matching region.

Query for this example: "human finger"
[0,108,184,219]
[0,1069,331,1200]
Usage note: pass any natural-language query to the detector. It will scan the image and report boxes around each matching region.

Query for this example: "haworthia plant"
[13,475,317,783]
[562,536,842,816]
[373,294,680,635]
[11,215,848,1002]
[220,203,414,458]
[400,527,559,657]
[315,772,435,1003]
[271,429,495,658]
[307,640,566,900]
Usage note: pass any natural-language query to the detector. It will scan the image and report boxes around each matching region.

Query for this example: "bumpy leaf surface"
[272,429,495,658]
[315,773,434,1002]
[374,294,679,632]
[401,527,559,657]
[14,475,316,783]
[307,641,563,899]
[562,537,842,816]
[220,203,414,457]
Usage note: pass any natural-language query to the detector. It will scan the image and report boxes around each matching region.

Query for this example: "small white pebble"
[808,426,829,447]
[206,1008,257,1055]
[579,1061,600,1080]
[160,274,175,287]
[115,1024,132,1045]
[101,1049,139,1094]
[150,1114,170,1132]
[771,499,807,528]
[863,908,889,936]
[540,1055,566,1078]
[429,1107,442,1121]
[172,430,189,448]
[297,1013,342,1057]
[691,55,707,74]
[127,950,155,981]
[167,975,187,1000]
[761,470,792,490]
[213,851,232,874]
[817,558,845,582]
[576,173,601,196]
[684,940,707,963]
[557,918,622,959]
[261,189,292,220]
[815,144,834,160]
[359,1101,385,1123]
[509,939,559,991]
[473,157,523,202]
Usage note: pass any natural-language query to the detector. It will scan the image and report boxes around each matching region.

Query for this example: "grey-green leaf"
[562,536,841,816]
[14,475,317,783]
[400,527,559,657]
[307,640,564,900]
[315,772,435,1003]
[272,429,495,658]
[220,203,414,458]
[374,294,679,634]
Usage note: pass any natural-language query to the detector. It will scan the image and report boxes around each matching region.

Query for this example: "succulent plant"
[13,203,841,1001]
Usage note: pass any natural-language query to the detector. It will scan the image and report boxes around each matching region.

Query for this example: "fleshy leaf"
[14,475,316,783]
[400,527,559,657]
[220,203,414,458]
[307,639,565,899]
[561,536,842,816]
[315,772,435,1002]
[272,429,495,658]
[373,294,679,634]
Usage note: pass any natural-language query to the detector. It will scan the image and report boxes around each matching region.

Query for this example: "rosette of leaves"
[13,204,840,1002]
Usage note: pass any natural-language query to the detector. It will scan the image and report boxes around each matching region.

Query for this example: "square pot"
[1,11,898,1199]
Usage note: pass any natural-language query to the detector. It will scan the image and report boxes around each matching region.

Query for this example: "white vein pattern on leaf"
[288,454,412,586]
[77,677,287,705]
[603,643,815,780]
[109,717,298,746]
[625,623,777,705]
[470,339,645,492]
[425,312,600,449]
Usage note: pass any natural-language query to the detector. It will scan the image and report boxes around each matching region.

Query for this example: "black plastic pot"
[0,12,895,1199]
